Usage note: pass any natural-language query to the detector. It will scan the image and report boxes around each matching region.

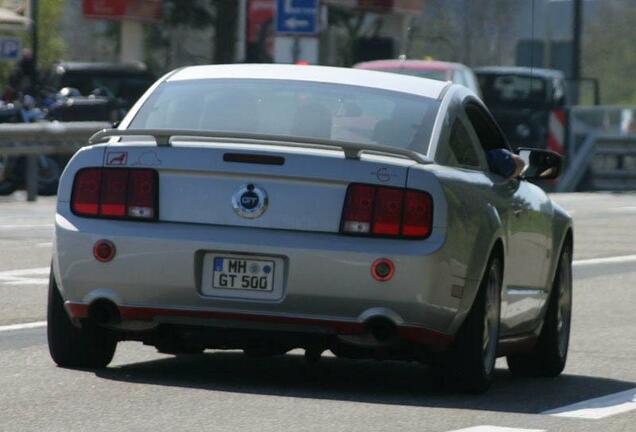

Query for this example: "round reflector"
[371,258,395,282]
[93,240,116,263]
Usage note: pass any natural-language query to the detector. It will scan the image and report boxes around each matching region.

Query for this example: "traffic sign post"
[0,37,21,61]
[275,0,319,35]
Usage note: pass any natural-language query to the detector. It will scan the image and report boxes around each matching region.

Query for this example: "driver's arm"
[486,148,526,179]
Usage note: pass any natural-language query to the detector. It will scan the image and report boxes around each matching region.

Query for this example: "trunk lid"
[104,141,414,233]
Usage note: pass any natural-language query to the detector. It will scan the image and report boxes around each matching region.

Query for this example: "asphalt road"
[1,192,635,432]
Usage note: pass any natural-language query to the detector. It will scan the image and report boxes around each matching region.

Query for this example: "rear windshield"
[129,79,441,153]
[478,73,549,109]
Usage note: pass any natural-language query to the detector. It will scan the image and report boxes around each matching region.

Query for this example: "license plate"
[212,257,275,291]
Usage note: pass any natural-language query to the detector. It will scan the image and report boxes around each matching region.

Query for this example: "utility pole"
[571,0,583,103]
[31,0,38,83]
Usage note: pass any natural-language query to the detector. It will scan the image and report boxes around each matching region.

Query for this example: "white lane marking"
[0,266,49,286]
[5,278,49,285]
[609,206,636,212]
[0,321,46,332]
[0,267,49,277]
[573,254,636,267]
[0,224,53,229]
[37,242,53,247]
[542,388,636,419]
[448,427,545,432]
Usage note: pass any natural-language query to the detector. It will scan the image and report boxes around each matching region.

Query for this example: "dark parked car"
[475,66,567,152]
[45,62,156,122]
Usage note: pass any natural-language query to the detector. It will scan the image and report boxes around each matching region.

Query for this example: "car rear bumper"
[64,302,453,348]
[54,207,463,349]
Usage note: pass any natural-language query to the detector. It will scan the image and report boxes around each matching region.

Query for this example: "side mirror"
[517,148,563,180]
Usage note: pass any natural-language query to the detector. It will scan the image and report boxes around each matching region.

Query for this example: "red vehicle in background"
[354,59,482,98]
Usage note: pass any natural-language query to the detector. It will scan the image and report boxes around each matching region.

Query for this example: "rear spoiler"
[88,129,432,164]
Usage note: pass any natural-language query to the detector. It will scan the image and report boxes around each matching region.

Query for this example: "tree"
[34,0,66,68]
[408,0,516,66]
[145,0,238,72]
[583,0,636,104]
[0,0,65,90]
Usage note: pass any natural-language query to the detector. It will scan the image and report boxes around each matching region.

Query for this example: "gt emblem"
[232,184,268,219]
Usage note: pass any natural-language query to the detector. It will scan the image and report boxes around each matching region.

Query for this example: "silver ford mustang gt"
[48,64,573,393]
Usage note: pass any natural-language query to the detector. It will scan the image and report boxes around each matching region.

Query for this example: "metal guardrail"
[558,132,636,192]
[0,118,633,197]
[570,106,636,135]
[0,122,110,156]
[559,106,636,191]
[0,122,110,201]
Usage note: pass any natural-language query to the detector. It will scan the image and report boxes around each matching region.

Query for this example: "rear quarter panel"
[409,164,504,334]
[546,201,573,294]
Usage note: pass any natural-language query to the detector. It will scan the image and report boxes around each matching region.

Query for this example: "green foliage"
[163,0,213,28]
[583,1,636,105]
[0,0,65,90]
[327,6,370,66]
[146,0,238,71]
[35,0,66,67]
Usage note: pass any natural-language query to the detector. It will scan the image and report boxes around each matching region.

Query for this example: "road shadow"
[94,350,636,414]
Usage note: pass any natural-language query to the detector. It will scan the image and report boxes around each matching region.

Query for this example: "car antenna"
[530,0,536,91]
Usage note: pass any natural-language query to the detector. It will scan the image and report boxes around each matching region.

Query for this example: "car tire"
[37,156,61,196]
[436,254,502,393]
[47,268,117,369]
[0,179,17,196]
[507,245,572,377]
[0,156,17,196]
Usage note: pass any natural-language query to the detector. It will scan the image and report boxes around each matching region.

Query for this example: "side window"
[448,119,481,168]
[465,103,507,153]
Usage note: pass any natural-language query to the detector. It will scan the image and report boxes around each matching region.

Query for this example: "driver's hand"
[509,154,527,179]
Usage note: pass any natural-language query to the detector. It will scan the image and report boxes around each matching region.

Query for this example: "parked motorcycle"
[0,95,63,196]
[0,154,62,196]
[0,87,125,196]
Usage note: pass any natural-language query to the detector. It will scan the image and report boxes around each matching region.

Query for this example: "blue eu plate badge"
[214,257,224,272]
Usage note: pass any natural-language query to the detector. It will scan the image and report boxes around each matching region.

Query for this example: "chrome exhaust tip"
[365,317,398,344]
[88,299,121,325]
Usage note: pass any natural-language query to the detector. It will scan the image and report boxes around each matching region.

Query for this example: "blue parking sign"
[276,0,319,35]
[0,38,21,61]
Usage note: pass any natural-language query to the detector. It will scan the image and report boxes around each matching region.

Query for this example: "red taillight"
[100,169,128,217]
[341,183,432,239]
[127,170,156,219]
[71,168,158,221]
[402,190,433,238]
[372,187,403,235]
[341,184,375,234]
[72,168,102,216]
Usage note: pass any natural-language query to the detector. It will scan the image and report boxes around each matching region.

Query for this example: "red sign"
[82,0,162,23]
[248,0,274,44]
